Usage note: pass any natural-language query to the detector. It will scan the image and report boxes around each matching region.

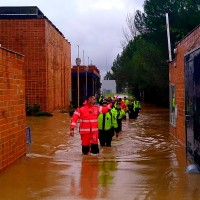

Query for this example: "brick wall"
[0,47,26,172]
[0,18,71,112]
[45,20,71,111]
[169,25,200,145]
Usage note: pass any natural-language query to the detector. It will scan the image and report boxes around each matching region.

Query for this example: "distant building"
[71,65,101,107]
[101,80,116,95]
[0,6,71,112]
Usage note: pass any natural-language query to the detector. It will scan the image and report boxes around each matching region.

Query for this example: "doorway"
[185,47,200,165]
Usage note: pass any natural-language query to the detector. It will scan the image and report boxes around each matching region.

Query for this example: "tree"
[121,12,139,48]
[104,71,114,80]
[110,0,200,106]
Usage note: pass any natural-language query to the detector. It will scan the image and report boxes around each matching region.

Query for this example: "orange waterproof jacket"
[70,102,112,135]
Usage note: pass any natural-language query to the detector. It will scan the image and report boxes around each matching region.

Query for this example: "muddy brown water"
[0,104,200,200]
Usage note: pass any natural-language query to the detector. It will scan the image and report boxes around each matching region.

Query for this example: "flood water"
[0,104,200,200]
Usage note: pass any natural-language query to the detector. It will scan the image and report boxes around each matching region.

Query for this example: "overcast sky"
[1,0,144,78]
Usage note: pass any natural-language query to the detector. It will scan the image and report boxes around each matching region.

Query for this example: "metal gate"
[185,47,200,165]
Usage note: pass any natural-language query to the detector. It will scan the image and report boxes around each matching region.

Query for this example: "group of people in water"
[70,94,141,155]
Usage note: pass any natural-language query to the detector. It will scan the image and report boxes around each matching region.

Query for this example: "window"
[169,84,177,126]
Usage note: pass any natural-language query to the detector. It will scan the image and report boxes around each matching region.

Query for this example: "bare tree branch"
[121,11,139,48]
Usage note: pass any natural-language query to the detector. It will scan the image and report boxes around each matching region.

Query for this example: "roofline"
[176,24,200,46]
[0,6,71,44]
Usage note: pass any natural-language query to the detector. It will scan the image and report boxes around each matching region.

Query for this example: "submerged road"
[0,104,200,200]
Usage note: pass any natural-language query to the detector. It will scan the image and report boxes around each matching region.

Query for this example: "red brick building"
[169,25,200,164]
[0,7,71,112]
[0,47,26,172]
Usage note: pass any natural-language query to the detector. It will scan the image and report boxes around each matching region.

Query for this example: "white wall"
[101,80,116,94]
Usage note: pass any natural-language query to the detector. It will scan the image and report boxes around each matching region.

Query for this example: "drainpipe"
[166,13,172,62]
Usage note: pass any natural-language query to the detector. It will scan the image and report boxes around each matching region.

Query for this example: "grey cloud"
[1,0,144,77]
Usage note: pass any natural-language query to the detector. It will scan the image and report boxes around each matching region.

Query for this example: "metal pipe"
[166,13,172,62]
[86,56,89,97]
[78,65,79,107]
[86,71,88,97]
[77,45,79,58]
[77,45,80,107]
[83,50,85,65]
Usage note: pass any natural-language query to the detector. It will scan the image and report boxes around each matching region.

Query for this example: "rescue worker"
[122,96,129,119]
[118,98,126,119]
[127,100,135,119]
[98,100,118,147]
[107,96,112,103]
[70,94,113,155]
[123,97,129,107]
[112,102,125,137]
[133,99,141,118]
[98,95,104,105]
[118,98,126,112]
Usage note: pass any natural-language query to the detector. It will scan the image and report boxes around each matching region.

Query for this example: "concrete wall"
[169,25,200,145]
[0,47,26,172]
[0,18,71,112]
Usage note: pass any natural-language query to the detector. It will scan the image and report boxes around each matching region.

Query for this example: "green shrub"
[26,104,33,116]
[59,102,75,116]
[33,104,40,114]
[34,111,53,117]
[26,103,51,116]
